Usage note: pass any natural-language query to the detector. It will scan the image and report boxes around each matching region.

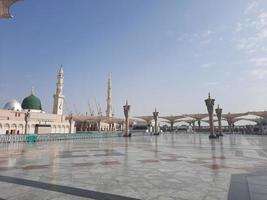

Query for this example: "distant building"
[74,116,123,132]
[74,74,123,132]
[0,66,75,135]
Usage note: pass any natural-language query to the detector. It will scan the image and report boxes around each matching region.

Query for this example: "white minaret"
[106,73,113,117]
[53,65,65,115]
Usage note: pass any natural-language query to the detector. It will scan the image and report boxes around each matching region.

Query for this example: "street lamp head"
[215,105,222,115]
[153,109,159,118]
[123,100,131,117]
[205,93,215,114]
[205,98,215,107]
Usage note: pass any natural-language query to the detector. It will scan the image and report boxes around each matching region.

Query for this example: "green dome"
[22,94,42,110]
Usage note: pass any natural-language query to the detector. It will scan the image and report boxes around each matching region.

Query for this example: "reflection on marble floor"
[0,133,267,200]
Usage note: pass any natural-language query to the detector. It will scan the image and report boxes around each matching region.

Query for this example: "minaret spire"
[106,73,113,117]
[53,65,65,115]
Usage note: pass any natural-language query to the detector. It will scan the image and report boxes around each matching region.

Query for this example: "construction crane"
[73,104,80,115]
[98,103,102,116]
[88,101,94,116]
[64,99,72,115]
[94,98,102,116]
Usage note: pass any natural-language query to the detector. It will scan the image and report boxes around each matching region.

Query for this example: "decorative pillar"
[153,108,159,135]
[123,100,131,137]
[227,118,233,133]
[97,120,101,131]
[192,121,195,131]
[198,120,201,131]
[215,105,223,136]
[120,121,124,131]
[24,110,30,134]
[69,113,73,134]
[148,121,152,133]
[205,93,217,139]
[170,121,174,132]
[232,123,235,133]
[260,119,264,134]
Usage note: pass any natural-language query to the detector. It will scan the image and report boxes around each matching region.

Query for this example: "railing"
[0,132,124,144]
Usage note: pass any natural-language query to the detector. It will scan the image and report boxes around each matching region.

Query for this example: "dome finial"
[31,86,35,95]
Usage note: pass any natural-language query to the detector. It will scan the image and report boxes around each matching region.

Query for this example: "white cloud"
[236,37,258,52]
[258,12,267,27]
[203,30,215,37]
[235,2,267,55]
[236,22,243,32]
[248,57,267,79]
[203,81,218,86]
[165,29,176,37]
[250,68,267,79]
[192,33,200,38]
[250,57,267,67]
[200,39,211,45]
[176,29,217,45]
[245,1,258,14]
[176,35,186,42]
[259,28,267,39]
[201,62,216,69]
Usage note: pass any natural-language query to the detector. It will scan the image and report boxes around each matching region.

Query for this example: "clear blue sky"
[0,0,267,117]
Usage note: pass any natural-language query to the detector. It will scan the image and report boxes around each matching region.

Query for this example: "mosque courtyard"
[0,133,267,200]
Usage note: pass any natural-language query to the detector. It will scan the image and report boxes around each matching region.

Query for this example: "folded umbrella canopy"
[0,0,20,19]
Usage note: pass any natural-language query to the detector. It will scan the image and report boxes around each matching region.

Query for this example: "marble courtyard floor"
[0,133,267,200]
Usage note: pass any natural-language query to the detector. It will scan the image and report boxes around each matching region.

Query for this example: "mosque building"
[0,66,75,135]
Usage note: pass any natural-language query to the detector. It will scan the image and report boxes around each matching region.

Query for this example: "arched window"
[4,124,10,130]
[18,124,24,134]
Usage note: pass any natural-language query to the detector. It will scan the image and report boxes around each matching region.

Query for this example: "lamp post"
[170,121,175,132]
[192,121,195,131]
[153,108,159,135]
[24,110,30,134]
[215,105,223,137]
[69,113,73,134]
[123,100,131,137]
[198,120,201,131]
[205,93,217,139]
